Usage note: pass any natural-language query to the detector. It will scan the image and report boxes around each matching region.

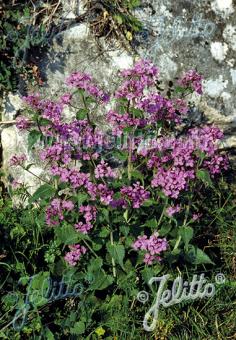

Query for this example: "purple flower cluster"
[74,205,97,234]
[86,183,114,205]
[137,93,183,124]
[66,72,109,103]
[40,143,72,165]
[46,198,74,226]
[132,231,168,265]
[64,244,87,266]
[115,59,158,101]
[16,116,31,130]
[23,94,64,124]
[23,93,41,109]
[138,126,228,198]
[178,70,203,94]
[120,182,150,208]
[166,204,181,217]
[50,166,90,189]
[10,154,27,167]
[95,160,117,179]
[107,110,146,136]
[59,93,72,105]
[151,167,195,199]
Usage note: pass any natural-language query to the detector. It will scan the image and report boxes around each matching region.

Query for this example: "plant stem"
[82,240,99,258]
[110,230,116,278]
[80,92,92,125]
[23,168,50,185]
[174,235,181,250]
[128,135,133,181]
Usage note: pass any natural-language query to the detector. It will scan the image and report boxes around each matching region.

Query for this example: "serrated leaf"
[71,321,85,335]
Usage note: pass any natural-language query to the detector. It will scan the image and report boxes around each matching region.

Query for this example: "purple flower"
[60,93,72,105]
[95,160,117,179]
[9,154,27,167]
[120,182,150,208]
[66,72,109,103]
[86,182,114,205]
[192,213,202,221]
[166,205,181,217]
[46,198,74,226]
[178,70,203,94]
[16,116,31,130]
[133,231,168,265]
[64,244,87,266]
[40,143,72,165]
[115,60,158,102]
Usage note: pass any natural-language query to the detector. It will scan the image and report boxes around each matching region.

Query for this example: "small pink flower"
[64,244,87,266]
[192,213,202,221]
[166,205,181,217]
[9,154,27,167]
[132,231,168,266]
[60,93,72,105]
[16,116,31,130]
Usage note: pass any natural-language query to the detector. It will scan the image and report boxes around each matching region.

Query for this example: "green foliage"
[85,0,142,44]
[0,177,235,338]
[0,1,60,94]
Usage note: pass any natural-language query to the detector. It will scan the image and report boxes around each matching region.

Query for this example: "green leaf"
[113,150,128,161]
[107,243,125,270]
[29,184,55,204]
[123,209,128,222]
[158,224,172,236]
[77,193,89,205]
[131,170,144,184]
[128,0,141,9]
[99,227,110,238]
[197,169,213,188]
[39,118,51,126]
[76,108,89,120]
[44,328,55,340]
[71,321,85,335]
[25,163,35,171]
[98,208,109,223]
[55,223,89,245]
[142,199,158,207]
[120,225,130,237]
[28,130,41,150]
[146,219,158,229]
[178,226,193,249]
[87,258,113,290]
[28,272,50,306]
[174,86,189,94]
[194,247,214,265]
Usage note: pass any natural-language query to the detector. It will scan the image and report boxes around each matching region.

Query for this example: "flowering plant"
[7,59,231,336]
